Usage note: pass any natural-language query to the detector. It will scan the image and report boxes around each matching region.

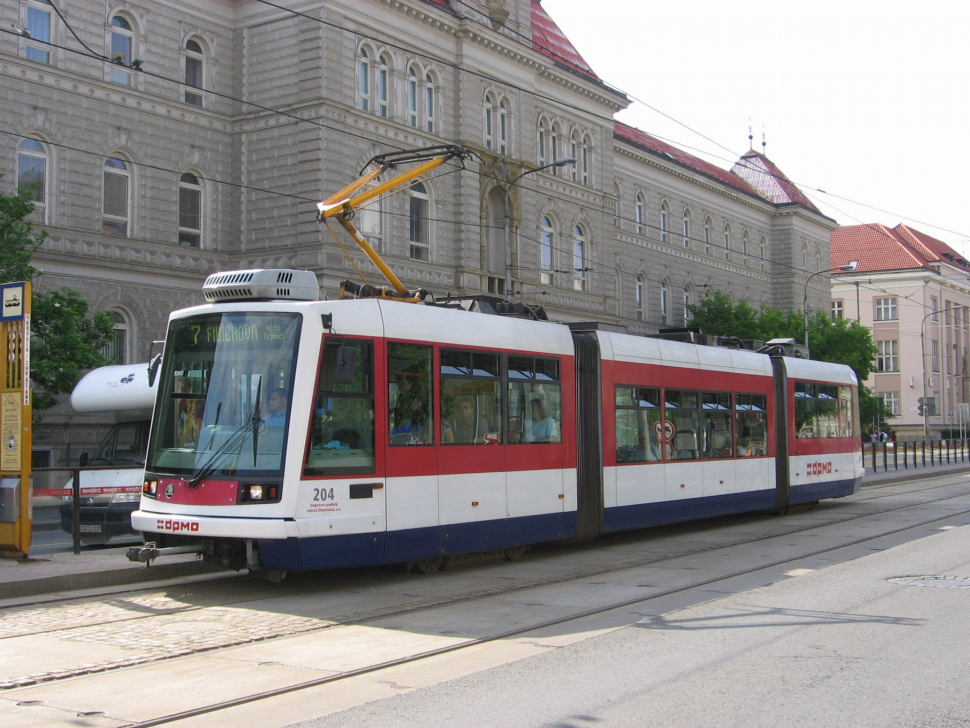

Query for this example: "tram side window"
[794,382,816,439]
[508,355,561,444]
[702,392,733,459]
[816,384,839,438]
[388,342,433,446]
[736,394,767,456]
[440,348,502,444]
[839,385,855,438]
[615,387,661,463]
[304,339,375,476]
[666,390,700,460]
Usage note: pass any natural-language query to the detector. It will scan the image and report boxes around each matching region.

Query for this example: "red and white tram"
[131,269,863,574]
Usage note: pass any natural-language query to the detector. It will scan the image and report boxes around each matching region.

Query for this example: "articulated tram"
[131,269,863,574]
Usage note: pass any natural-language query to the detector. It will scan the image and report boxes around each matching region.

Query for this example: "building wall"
[833,268,970,439]
[2,0,835,466]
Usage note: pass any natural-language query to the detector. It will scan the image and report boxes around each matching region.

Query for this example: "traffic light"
[917,397,925,417]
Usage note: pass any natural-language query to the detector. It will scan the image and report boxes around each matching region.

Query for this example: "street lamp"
[504,156,576,301]
[919,304,966,438]
[803,260,858,355]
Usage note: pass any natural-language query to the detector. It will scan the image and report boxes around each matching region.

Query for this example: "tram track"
[109,486,970,728]
[0,476,967,716]
[1,476,968,656]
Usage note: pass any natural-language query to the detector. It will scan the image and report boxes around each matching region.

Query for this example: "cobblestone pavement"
[0,593,334,690]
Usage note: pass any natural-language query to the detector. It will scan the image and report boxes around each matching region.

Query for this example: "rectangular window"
[304,339,375,476]
[425,87,434,133]
[407,79,417,127]
[389,343,433,446]
[878,391,900,417]
[735,394,767,455]
[831,299,844,320]
[931,296,939,321]
[874,297,897,321]
[185,56,203,106]
[409,193,429,261]
[876,340,899,372]
[179,185,201,247]
[931,339,939,372]
[615,387,662,463]
[25,4,51,64]
[102,170,129,236]
[701,392,733,458]
[110,31,132,86]
[358,61,369,111]
[440,349,502,445]
[666,390,700,460]
[378,67,388,118]
[508,356,561,444]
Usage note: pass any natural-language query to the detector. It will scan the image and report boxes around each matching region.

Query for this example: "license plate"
[79,525,102,533]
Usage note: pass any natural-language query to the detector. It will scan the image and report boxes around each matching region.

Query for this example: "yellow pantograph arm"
[316,155,449,219]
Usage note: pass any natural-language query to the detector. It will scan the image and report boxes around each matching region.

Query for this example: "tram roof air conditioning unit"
[203,269,319,303]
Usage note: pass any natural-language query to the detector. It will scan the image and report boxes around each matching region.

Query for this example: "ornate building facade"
[1,0,834,463]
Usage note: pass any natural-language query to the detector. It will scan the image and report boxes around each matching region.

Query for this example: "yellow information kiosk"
[0,281,32,559]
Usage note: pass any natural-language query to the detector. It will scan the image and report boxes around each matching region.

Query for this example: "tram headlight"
[144,480,158,496]
[247,485,264,501]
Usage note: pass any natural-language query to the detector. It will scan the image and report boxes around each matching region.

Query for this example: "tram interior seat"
[673,431,698,460]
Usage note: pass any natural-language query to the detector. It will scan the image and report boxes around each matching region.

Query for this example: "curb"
[3,559,226,599]
[863,464,970,487]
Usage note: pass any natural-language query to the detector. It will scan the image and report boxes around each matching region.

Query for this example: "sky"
[543,0,970,254]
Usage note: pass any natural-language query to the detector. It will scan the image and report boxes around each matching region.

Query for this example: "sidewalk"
[0,544,224,601]
[3,462,970,601]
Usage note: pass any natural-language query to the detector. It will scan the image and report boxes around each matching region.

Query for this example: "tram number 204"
[312,487,336,502]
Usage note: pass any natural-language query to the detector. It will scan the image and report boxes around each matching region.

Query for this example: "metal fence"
[862,440,970,474]
[32,465,142,554]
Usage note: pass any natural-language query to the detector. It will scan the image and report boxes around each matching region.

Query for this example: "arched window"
[484,94,495,151]
[102,157,130,236]
[540,215,555,285]
[538,117,549,167]
[704,216,712,255]
[683,286,693,324]
[109,15,135,86]
[660,280,670,325]
[580,133,591,186]
[25,0,52,64]
[683,208,692,248]
[723,223,732,260]
[424,72,435,133]
[498,99,509,155]
[660,200,669,243]
[183,38,204,106]
[760,235,767,271]
[178,173,202,247]
[102,311,129,365]
[359,181,384,253]
[815,246,821,273]
[17,137,48,220]
[358,47,371,111]
[802,242,809,271]
[636,274,645,321]
[635,193,644,235]
[409,181,430,261]
[742,230,750,265]
[569,131,580,183]
[572,224,587,291]
[377,54,390,118]
[407,66,419,128]
[549,123,562,173]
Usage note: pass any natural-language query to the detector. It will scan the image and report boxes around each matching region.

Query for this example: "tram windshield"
[146,312,301,478]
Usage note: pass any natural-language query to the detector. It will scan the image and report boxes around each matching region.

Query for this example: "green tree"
[689,292,880,432]
[0,182,113,415]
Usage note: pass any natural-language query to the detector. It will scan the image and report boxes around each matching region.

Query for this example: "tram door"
[384,342,440,561]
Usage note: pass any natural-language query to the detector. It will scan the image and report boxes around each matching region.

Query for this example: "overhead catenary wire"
[11,6,951,293]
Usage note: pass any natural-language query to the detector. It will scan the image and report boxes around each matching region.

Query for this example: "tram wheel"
[504,545,527,561]
[413,556,444,574]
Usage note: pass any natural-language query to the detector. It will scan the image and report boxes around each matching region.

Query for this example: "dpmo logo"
[806,461,833,476]
[156,519,200,532]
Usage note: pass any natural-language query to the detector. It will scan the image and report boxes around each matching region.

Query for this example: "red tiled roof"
[731,151,822,214]
[530,0,600,82]
[614,122,763,199]
[830,223,970,275]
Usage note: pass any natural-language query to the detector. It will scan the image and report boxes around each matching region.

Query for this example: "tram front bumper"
[132,509,294,540]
